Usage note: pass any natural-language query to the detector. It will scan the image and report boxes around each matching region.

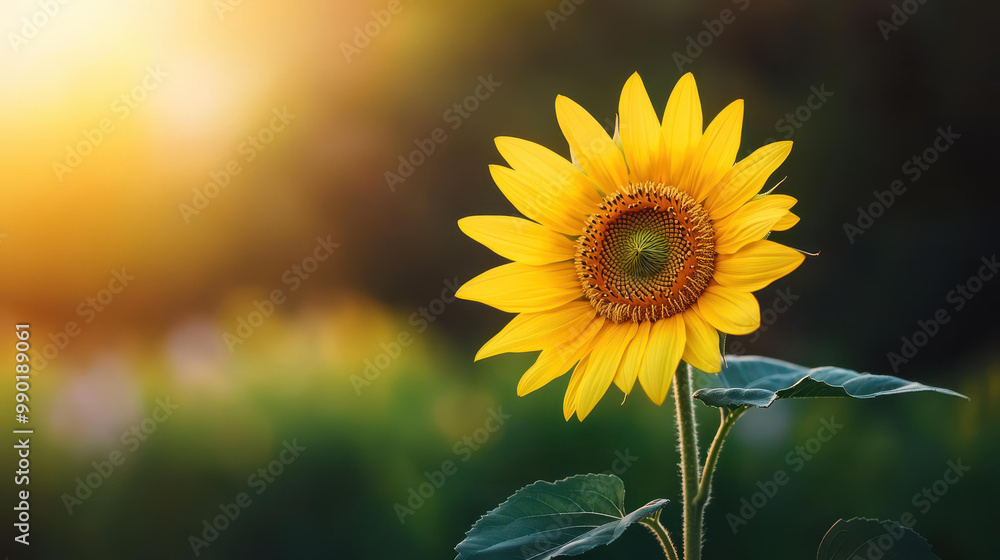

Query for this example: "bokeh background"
[1,0,998,558]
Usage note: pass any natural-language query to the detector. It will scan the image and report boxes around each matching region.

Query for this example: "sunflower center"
[621,229,671,279]
[575,182,716,322]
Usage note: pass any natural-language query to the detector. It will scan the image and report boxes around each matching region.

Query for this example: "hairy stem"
[641,511,680,560]
[673,363,700,560]
[693,406,746,512]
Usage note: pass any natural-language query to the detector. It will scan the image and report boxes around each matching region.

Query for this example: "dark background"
[1,0,998,558]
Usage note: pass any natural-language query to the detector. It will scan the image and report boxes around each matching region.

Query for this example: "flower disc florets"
[575,182,716,322]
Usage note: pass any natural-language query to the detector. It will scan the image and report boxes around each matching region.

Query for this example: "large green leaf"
[455,473,667,560]
[692,355,966,409]
[817,517,940,559]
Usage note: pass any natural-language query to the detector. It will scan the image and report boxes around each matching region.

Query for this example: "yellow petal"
[475,301,596,361]
[456,262,581,313]
[613,321,651,394]
[575,322,638,420]
[619,73,665,183]
[714,240,805,293]
[771,211,799,231]
[517,316,605,396]
[713,195,798,254]
[661,72,703,186]
[704,141,792,221]
[489,164,587,236]
[555,95,630,193]
[495,136,601,215]
[563,355,591,421]
[458,216,576,265]
[638,314,685,405]
[681,309,721,373]
[679,99,743,203]
[693,282,760,335]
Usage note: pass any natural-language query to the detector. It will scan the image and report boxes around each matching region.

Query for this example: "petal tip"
[676,72,696,88]
[647,389,668,407]
[562,406,575,421]
[493,137,516,152]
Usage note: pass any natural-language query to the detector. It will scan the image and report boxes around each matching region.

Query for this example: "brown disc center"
[574,182,716,322]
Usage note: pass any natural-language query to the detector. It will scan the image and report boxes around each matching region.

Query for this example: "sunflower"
[457,72,805,420]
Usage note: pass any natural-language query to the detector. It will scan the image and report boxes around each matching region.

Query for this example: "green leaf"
[455,473,667,560]
[817,517,940,559]
[692,355,966,409]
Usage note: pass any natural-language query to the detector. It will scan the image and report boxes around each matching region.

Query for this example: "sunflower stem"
[693,406,746,512]
[673,363,700,560]
[640,510,680,560]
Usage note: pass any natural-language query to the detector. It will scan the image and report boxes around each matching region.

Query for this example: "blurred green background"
[1,0,998,558]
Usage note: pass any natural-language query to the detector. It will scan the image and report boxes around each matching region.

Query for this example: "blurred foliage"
[2,298,996,558]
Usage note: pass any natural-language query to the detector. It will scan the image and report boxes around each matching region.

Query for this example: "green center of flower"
[619,225,674,280]
[575,183,716,322]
